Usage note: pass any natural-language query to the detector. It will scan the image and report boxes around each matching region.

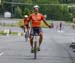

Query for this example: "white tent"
[4,12,11,18]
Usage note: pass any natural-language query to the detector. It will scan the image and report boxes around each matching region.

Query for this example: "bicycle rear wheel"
[25,34,28,42]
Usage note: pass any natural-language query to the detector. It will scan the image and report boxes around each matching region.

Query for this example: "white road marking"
[0,52,4,56]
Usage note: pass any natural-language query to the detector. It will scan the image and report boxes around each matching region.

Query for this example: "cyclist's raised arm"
[43,19,53,28]
[41,14,53,28]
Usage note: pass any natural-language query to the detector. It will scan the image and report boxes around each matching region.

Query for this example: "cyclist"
[72,19,75,29]
[20,15,30,33]
[28,5,53,53]
[59,22,63,31]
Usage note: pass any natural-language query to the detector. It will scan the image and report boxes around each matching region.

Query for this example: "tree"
[59,0,75,3]
[37,0,59,4]
[18,0,33,3]
[14,6,22,18]
[69,7,75,17]
[23,8,30,16]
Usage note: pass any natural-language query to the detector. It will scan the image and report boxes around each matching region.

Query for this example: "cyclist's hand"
[51,23,54,28]
[48,23,54,28]
[20,25,24,29]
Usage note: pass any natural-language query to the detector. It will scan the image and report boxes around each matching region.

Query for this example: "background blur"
[0,0,75,21]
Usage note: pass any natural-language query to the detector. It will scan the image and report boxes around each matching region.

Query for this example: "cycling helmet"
[24,15,28,18]
[33,5,39,8]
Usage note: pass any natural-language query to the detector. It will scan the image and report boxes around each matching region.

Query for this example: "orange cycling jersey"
[23,18,29,25]
[29,13,44,27]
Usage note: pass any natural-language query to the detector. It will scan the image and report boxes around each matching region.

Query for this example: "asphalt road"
[0,24,75,63]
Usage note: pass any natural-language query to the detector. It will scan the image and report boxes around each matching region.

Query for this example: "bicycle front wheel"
[34,41,37,59]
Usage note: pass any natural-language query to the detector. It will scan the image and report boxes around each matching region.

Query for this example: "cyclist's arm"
[27,15,31,25]
[43,19,53,28]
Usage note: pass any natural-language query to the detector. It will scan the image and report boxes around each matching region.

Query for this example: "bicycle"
[20,25,29,42]
[24,27,29,42]
[33,32,39,59]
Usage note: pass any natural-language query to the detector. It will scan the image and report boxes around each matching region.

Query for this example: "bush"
[69,7,75,17]
[39,5,72,21]
[14,6,23,18]
[23,8,30,16]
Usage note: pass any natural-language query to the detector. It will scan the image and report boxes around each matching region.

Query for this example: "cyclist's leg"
[30,35,33,48]
[59,22,62,30]
[22,25,25,32]
[30,28,34,52]
[39,32,43,47]
[26,24,30,37]
[38,28,43,50]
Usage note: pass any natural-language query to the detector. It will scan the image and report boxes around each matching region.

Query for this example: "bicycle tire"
[34,41,37,59]
[25,32,29,42]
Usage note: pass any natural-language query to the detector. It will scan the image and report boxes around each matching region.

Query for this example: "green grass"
[0,31,24,36]
[0,23,17,27]
[10,32,18,35]
[0,31,7,35]
[65,20,72,23]
[17,19,23,27]
[0,31,18,36]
